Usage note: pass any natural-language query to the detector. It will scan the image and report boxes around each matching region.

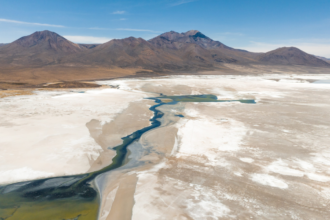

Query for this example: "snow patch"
[186,197,231,219]
[0,167,54,184]
[294,159,315,171]
[251,173,288,189]
[240,157,254,163]
[267,159,304,177]
[184,108,199,117]
[307,173,330,182]
[176,117,246,161]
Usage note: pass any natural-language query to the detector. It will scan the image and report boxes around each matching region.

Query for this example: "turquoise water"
[0,94,255,220]
[313,80,330,84]
[154,94,256,104]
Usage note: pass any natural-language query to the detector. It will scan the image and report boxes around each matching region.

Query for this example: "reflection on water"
[0,94,255,220]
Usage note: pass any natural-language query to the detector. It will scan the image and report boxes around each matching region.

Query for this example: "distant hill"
[315,55,330,64]
[0,43,7,47]
[0,30,329,71]
[148,30,259,65]
[67,37,184,71]
[257,47,330,67]
[0,30,85,66]
[148,30,231,50]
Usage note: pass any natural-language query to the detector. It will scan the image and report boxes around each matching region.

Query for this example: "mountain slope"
[149,30,231,50]
[148,30,259,65]
[258,47,330,66]
[0,30,329,72]
[79,44,100,49]
[66,37,186,71]
[0,30,85,66]
[315,55,330,64]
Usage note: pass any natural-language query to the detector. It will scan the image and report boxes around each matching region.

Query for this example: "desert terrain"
[1,1,330,219]
[1,30,329,91]
[1,73,330,219]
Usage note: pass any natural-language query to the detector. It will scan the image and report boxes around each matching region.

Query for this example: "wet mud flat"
[0,95,254,220]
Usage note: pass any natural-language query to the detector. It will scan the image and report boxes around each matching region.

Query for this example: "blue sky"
[1,0,330,57]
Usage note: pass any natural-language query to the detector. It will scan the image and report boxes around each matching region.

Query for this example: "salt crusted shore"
[1,73,330,219]
[0,88,154,184]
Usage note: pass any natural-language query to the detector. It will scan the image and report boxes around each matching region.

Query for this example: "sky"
[1,0,330,57]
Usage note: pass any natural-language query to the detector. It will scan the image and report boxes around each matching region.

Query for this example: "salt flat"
[101,74,330,220]
[0,88,154,184]
[1,74,330,219]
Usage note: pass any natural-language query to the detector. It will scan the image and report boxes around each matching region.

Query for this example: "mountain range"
[315,56,330,63]
[1,30,329,72]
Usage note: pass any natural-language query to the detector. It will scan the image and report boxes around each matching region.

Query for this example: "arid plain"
[1,73,330,219]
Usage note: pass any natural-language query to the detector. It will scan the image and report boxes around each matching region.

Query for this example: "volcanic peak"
[257,46,330,66]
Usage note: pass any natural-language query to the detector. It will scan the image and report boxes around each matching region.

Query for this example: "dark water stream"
[0,95,255,220]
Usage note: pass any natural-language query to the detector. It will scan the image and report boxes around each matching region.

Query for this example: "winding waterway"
[0,94,255,220]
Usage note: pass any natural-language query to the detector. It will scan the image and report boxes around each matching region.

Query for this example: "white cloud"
[0,18,65,28]
[64,36,112,44]
[170,0,197,6]
[240,41,330,57]
[112,11,125,14]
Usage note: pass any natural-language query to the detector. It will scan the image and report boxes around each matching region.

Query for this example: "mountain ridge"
[148,30,231,50]
[315,55,330,63]
[258,47,330,67]
[0,30,85,66]
[0,30,329,70]
[65,37,185,71]
[148,30,260,66]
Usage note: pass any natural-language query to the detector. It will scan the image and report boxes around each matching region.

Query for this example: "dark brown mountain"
[257,47,330,67]
[66,37,185,71]
[315,55,330,63]
[0,30,85,66]
[0,30,329,71]
[79,44,100,49]
[149,30,230,50]
[148,30,259,65]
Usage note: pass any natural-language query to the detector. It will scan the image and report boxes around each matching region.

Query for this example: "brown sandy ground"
[97,102,184,220]
[86,99,154,172]
[221,64,330,75]
[105,174,138,220]
[0,66,144,89]
[1,64,329,90]
[0,89,34,98]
